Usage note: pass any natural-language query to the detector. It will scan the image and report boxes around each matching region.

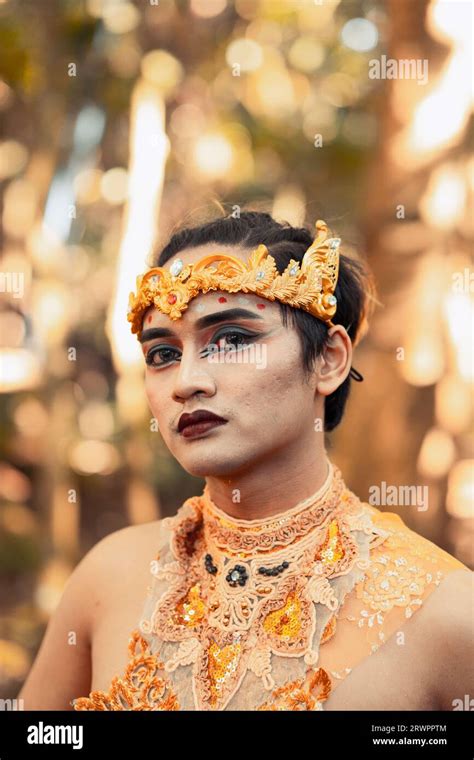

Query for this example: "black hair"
[154,211,374,432]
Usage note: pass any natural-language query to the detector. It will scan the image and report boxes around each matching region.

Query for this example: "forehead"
[143,243,279,328]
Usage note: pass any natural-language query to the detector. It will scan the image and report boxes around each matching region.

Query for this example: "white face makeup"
[185,294,253,315]
[140,244,348,480]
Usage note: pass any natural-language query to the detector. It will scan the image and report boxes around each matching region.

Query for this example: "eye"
[145,327,258,368]
[216,330,250,348]
[206,328,257,354]
[145,346,180,368]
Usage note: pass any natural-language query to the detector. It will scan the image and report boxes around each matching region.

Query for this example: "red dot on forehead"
[147,315,153,323]
[218,296,227,303]
[257,303,266,310]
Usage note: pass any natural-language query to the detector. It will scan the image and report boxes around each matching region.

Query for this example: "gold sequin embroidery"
[171,582,206,628]
[257,667,332,711]
[72,631,180,711]
[321,614,337,644]
[315,518,345,565]
[262,590,302,641]
[208,639,242,707]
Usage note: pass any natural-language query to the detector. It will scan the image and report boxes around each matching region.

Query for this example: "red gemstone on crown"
[168,294,177,304]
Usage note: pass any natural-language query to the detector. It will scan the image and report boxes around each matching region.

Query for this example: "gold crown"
[127,219,341,336]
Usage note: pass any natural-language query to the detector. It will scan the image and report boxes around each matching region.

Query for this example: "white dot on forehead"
[190,302,206,312]
[237,296,250,305]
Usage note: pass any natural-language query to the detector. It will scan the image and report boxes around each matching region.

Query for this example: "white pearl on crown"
[170,259,184,276]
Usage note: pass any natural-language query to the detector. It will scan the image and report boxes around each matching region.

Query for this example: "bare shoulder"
[82,519,164,575]
[422,568,473,628]
[17,520,165,709]
[81,520,165,629]
[418,567,474,709]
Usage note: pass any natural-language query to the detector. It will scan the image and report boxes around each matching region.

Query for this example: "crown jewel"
[127,219,341,336]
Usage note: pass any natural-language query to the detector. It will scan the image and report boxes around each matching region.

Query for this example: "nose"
[171,344,217,403]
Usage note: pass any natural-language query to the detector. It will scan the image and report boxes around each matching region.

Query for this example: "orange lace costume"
[72,461,468,711]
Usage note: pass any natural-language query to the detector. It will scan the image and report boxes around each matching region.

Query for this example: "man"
[18,213,473,710]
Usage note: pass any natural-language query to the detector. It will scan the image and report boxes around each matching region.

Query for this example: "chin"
[179,459,234,478]
[177,450,253,479]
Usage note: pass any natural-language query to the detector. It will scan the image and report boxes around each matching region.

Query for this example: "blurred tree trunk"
[338,0,455,549]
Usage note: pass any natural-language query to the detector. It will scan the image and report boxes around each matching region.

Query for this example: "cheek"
[270,347,305,411]
[144,373,169,419]
[229,335,306,416]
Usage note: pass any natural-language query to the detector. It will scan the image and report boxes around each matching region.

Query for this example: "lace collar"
[197,459,349,559]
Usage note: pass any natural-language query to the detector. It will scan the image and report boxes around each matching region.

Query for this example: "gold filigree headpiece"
[127,219,341,336]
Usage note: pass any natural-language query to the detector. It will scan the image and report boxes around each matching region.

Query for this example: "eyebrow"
[138,308,265,344]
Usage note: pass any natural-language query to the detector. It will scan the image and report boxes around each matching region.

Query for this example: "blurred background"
[0,0,472,699]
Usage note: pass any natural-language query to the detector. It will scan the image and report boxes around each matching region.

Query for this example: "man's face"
[140,243,321,478]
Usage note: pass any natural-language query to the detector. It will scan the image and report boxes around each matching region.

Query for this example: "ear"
[315,325,352,397]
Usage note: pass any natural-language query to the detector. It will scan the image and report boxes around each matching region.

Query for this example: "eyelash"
[144,328,258,368]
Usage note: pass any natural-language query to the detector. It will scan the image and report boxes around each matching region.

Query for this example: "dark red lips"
[178,409,227,434]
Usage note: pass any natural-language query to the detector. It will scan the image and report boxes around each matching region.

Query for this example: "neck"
[204,435,331,521]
